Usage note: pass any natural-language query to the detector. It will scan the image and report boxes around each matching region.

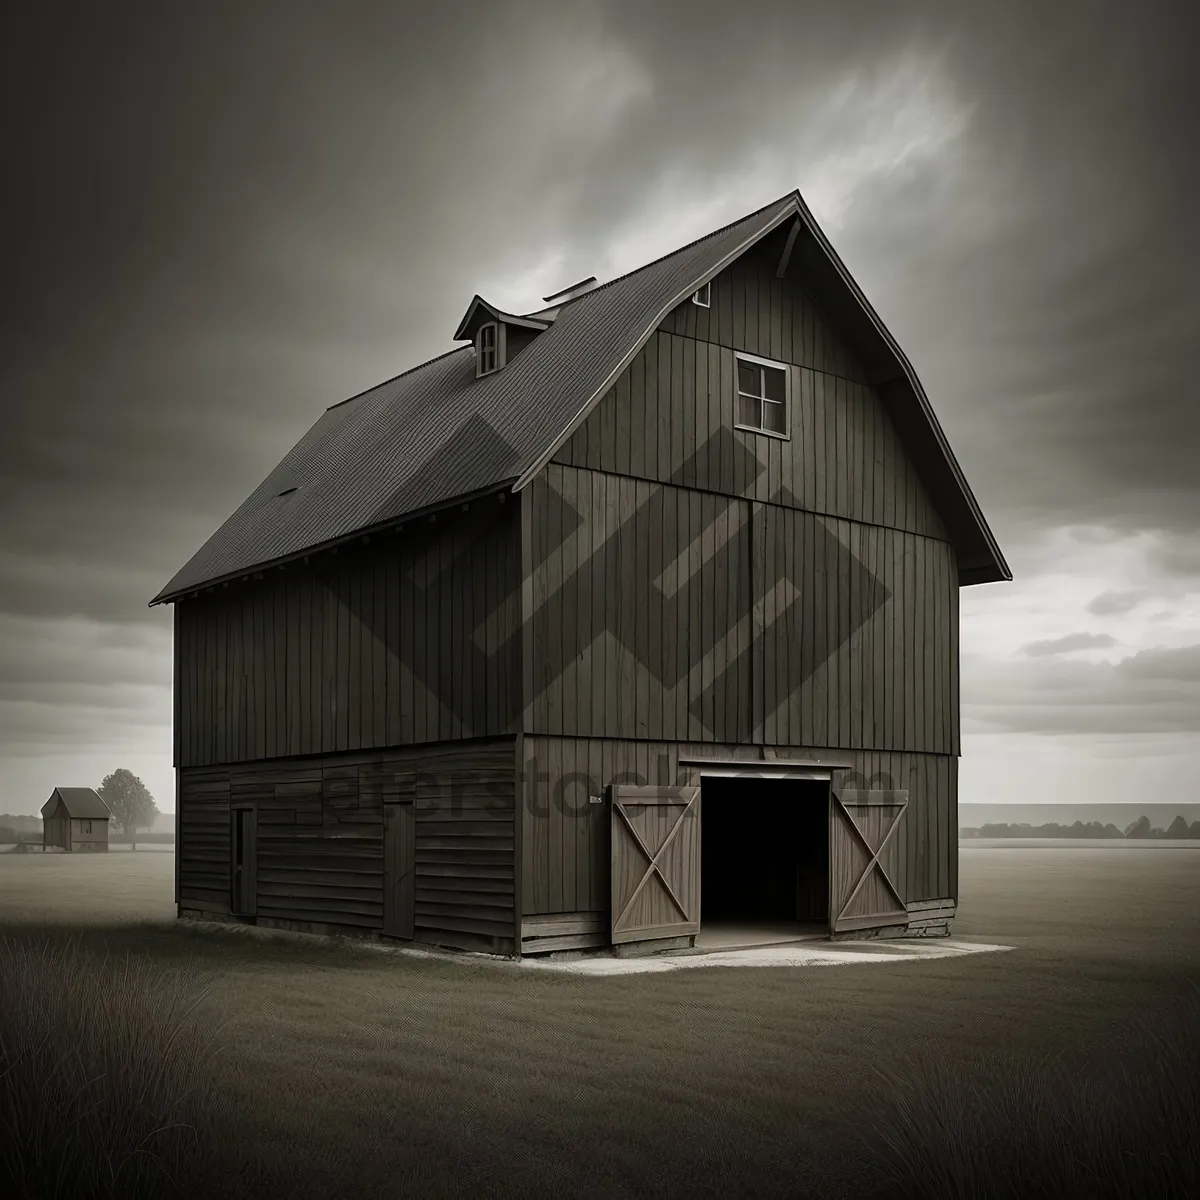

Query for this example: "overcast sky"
[2,1,1197,816]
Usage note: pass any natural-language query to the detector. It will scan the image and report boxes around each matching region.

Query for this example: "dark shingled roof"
[42,788,112,820]
[151,190,1009,604]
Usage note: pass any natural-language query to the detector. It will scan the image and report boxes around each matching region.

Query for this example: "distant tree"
[1102,824,1124,839]
[1124,815,1151,839]
[1189,821,1200,840]
[97,770,159,850]
[1166,816,1190,839]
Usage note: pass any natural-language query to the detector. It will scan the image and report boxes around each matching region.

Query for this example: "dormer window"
[477,322,499,377]
[692,282,711,308]
[454,295,551,375]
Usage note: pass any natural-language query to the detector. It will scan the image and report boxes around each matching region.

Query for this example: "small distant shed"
[41,788,111,852]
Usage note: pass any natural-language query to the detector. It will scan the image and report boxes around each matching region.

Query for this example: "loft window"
[735,351,789,437]
[476,322,498,376]
[692,281,711,308]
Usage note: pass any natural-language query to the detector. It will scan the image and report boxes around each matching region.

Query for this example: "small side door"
[382,801,415,940]
[231,806,257,917]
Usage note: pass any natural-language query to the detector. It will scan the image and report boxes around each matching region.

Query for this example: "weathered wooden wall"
[520,235,961,927]
[525,464,957,753]
[519,737,955,918]
[178,737,517,953]
[175,495,520,769]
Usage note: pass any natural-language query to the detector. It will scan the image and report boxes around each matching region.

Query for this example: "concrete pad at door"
[521,938,1016,975]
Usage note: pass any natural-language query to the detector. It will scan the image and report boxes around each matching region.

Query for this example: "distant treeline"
[966,816,1200,839]
[0,818,175,845]
[0,814,41,837]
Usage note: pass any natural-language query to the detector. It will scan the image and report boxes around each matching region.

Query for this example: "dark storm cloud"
[4,1,1196,621]
[1021,632,1117,657]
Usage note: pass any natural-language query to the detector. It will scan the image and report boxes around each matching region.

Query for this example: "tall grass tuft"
[858,981,1200,1198]
[0,932,257,1199]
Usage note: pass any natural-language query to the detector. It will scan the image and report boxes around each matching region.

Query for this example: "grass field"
[2,846,1198,1198]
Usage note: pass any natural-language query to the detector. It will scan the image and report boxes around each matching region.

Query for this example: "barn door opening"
[698,775,829,948]
[609,786,700,946]
[829,786,908,933]
[383,801,415,940]
[231,807,257,917]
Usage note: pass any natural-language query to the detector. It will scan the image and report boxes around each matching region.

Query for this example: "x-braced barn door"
[231,807,257,917]
[829,784,908,932]
[382,801,415,940]
[609,786,700,945]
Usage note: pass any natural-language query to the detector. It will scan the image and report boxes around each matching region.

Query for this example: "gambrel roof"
[152,191,1009,605]
[41,787,112,820]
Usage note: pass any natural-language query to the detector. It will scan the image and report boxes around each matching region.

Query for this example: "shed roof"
[151,190,1009,605]
[42,788,112,820]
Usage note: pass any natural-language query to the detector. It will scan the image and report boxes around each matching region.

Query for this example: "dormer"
[453,296,551,379]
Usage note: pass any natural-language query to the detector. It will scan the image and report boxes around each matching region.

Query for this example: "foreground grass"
[1,848,1198,1197]
[860,982,1200,1199]
[0,934,264,1200]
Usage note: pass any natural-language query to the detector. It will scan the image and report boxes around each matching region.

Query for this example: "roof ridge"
[532,190,799,316]
[327,194,798,414]
[326,344,471,413]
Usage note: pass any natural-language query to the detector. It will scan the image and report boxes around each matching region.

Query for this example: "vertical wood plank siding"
[526,463,957,754]
[179,738,517,954]
[521,237,963,924]
[554,244,948,542]
[176,498,520,769]
[521,737,954,915]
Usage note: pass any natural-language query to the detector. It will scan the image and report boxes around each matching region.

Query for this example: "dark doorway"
[699,776,828,945]
[231,807,257,917]
[382,801,415,940]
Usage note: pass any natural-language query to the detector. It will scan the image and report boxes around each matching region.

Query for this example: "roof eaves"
[148,477,517,607]
[512,187,1009,586]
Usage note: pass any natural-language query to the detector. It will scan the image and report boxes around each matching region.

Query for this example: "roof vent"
[542,275,598,304]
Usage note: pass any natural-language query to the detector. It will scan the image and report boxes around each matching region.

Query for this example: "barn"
[151,190,1009,956]
[42,788,111,852]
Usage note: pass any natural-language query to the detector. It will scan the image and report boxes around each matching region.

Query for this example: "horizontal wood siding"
[178,771,231,913]
[176,497,521,769]
[412,742,517,951]
[520,736,955,917]
[527,463,955,755]
[178,738,517,952]
[554,239,947,542]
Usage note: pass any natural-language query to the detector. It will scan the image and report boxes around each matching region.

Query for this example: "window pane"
[763,364,786,402]
[737,361,759,397]
[480,324,495,349]
[738,394,761,427]
[763,400,786,434]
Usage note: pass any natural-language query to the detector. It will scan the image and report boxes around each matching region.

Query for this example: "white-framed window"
[734,351,789,438]
[476,322,499,376]
[692,281,711,308]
